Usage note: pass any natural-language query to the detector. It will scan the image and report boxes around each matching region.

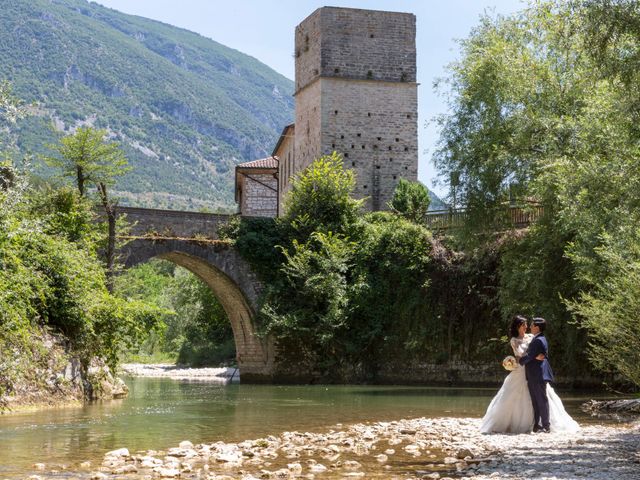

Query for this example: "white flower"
[502,355,518,371]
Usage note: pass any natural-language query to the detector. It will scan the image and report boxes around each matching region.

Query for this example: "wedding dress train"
[480,333,580,434]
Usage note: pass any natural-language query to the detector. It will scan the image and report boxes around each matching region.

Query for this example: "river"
[0,377,616,478]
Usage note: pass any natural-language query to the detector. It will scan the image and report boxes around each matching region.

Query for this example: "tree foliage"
[434,0,640,387]
[388,178,431,224]
[45,127,129,197]
[0,164,164,402]
[230,156,508,381]
[282,152,364,240]
[115,260,235,366]
[45,127,130,290]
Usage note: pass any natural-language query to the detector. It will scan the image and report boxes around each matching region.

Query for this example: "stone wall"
[293,78,323,177]
[320,77,417,210]
[295,7,416,91]
[239,172,278,217]
[116,206,230,239]
[275,131,296,209]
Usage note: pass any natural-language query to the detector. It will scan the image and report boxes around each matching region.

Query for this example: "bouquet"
[502,355,518,371]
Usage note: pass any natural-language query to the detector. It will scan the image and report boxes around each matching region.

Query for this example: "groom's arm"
[519,338,544,365]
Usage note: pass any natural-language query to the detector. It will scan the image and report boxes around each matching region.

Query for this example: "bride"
[480,315,580,434]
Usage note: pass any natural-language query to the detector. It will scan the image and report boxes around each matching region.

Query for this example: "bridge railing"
[425,205,545,230]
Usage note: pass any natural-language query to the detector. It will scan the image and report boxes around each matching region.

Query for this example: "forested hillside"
[0,0,294,210]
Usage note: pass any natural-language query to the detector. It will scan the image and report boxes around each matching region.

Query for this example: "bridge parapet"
[116,206,233,239]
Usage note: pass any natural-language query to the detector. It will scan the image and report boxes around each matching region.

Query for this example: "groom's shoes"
[533,426,550,433]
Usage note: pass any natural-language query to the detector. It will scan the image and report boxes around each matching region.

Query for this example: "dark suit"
[519,333,554,430]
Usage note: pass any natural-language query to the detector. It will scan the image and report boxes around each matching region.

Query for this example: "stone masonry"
[235,157,278,217]
[116,206,229,239]
[120,238,274,382]
[292,7,418,211]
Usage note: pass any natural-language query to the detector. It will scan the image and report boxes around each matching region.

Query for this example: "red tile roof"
[236,156,278,169]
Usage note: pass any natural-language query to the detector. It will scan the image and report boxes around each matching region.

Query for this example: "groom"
[519,317,554,433]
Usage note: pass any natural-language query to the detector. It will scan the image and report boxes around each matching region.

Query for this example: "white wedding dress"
[480,333,580,434]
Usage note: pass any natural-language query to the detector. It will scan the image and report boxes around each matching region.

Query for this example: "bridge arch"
[120,238,274,382]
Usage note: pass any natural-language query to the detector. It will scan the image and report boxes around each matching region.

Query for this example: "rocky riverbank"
[119,363,239,383]
[581,398,640,420]
[1,332,127,414]
[28,416,639,480]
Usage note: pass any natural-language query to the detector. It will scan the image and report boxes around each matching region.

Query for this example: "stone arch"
[120,238,274,381]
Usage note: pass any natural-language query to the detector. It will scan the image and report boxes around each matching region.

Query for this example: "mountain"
[427,189,447,211]
[1,0,445,212]
[0,0,294,210]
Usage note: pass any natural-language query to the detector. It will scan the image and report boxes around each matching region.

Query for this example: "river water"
[0,377,614,478]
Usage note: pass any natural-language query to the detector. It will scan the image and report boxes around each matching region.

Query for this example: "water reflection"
[0,377,619,477]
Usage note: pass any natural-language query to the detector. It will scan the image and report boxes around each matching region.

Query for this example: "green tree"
[45,127,130,290]
[45,127,128,198]
[434,0,640,386]
[388,178,431,225]
[0,81,26,124]
[282,152,364,239]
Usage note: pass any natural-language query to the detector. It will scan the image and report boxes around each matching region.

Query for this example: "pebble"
[104,447,129,458]
[43,417,636,480]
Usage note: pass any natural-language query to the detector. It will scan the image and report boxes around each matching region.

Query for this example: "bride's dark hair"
[509,315,528,338]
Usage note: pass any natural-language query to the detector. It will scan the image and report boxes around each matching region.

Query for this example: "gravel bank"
[53,417,639,480]
[119,364,239,383]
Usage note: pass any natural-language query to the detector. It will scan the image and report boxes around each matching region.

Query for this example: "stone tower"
[293,7,418,211]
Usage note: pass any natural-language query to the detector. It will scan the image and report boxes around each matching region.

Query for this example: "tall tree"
[388,178,431,225]
[434,0,640,386]
[45,127,130,290]
[45,127,128,198]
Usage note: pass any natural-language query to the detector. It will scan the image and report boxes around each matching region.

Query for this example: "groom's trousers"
[527,381,550,430]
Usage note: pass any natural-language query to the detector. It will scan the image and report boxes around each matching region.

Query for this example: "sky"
[93,0,525,198]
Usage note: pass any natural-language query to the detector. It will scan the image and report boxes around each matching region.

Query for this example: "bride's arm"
[510,337,528,359]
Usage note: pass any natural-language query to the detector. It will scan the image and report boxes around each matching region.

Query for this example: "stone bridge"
[116,207,274,382]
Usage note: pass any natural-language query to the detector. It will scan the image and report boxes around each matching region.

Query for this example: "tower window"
[332,143,335,148]
[344,153,349,157]
[362,145,365,149]
[352,161,356,167]
[388,146,392,151]
[357,133,361,137]
[376,165,381,169]
[363,185,368,189]
[367,112,371,117]
[404,147,409,151]
[335,110,338,115]
[389,157,393,162]
[370,34,375,38]
[407,114,411,119]
[373,145,378,150]
[393,175,397,180]
[351,144,355,149]
[377,137,381,141]
[395,138,400,142]
[334,68,340,74]
[340,135,344,139]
